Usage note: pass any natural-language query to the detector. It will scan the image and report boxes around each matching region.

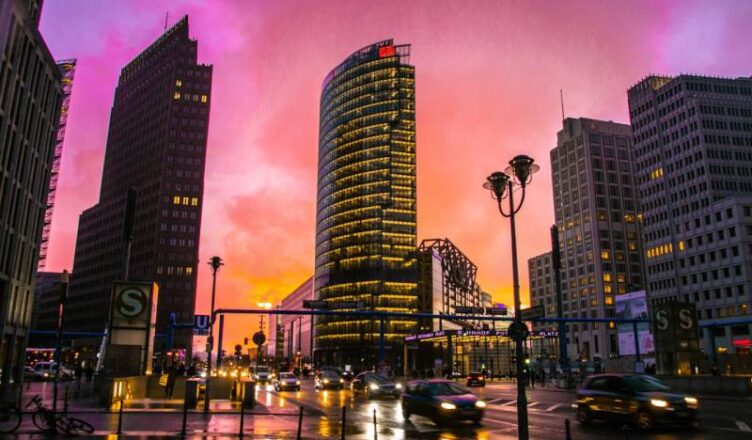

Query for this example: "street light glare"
[257,302,273,310]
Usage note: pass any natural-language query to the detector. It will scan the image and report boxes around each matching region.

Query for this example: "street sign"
[653,302,699,351]
[328,301,364,309]
[302,300,326,309]
[508,321,530,342]
[520,305,545,321]
[454,306,486,314]
[193,314,210,335]
[487,307,508,316]
[252,331,266,347]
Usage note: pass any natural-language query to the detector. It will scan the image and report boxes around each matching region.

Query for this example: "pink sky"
[38,0,752,347]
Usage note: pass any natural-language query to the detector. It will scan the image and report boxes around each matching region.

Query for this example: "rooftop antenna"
[164,11,169,32]
[560,89,566,122]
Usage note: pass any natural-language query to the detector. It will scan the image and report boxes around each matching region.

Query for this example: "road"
[9,379,752,439]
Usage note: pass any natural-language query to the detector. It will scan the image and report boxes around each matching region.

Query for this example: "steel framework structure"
[417,238,483,330]
[38,59,76,270]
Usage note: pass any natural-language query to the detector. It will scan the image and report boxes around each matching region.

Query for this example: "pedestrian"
[529,370,535,388]
[187,362,197,377]
[75,364,83,382]
[165,365,177,398]
[85,365,94,384]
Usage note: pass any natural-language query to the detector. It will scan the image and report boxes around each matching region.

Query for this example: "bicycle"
[0,395,94,436]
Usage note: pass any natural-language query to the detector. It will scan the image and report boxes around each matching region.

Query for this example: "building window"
[173,196,181,204]
[174,92,181,100]
[176,80,182,87]
[201,95,208,103]
[191,197,198,206]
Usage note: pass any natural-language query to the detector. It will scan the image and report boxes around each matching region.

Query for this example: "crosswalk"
[486,398,573,414]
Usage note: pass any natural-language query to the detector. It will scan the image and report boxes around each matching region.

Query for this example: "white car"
[33,362,73,381]
[252,365,272,383]
[274,372,301,391]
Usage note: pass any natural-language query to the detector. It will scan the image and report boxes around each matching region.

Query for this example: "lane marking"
[527,401,540,408]
[737,421,752,432]
[545,403,562,412]
[500,399,517,406]
[487,398,506,404]
[482,416,518,427]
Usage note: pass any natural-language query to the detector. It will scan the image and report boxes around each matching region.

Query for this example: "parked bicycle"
[0,394,94,435]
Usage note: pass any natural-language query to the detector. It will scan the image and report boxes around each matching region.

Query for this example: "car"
[32,362,74,381]
[314,370,344,390]
[274,372,301,391]
[23,366,36,381]
[341,370,355,381]
[351,372,401,399]
[251,365,272,383]
[466,372,486,387]
[402,379,485,426]
[575,374,699,430]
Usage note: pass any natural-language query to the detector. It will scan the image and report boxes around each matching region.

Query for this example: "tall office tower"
[551,118,645,361]
[66,17,212,352]
[0,0,62,396]
[528,251,556,332]
[314,40,417,367]
[38,59,76,270]
[628,75,752,356]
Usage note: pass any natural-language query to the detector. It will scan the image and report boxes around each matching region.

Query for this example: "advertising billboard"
[615,290,654,355]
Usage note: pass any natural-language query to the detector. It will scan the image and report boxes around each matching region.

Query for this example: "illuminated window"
[624,214,635,223]
[193,94,199,102]
[604,285,613,293]
[186,267,193,275]
[201,95,208,103]
[156,266,163,274]
[176,80,182,87]
[605,296,614,305]
[678,240,685,251]
[182,197,189,205]
[174,92,181,100]
[173,196,181,204]
[191,197,198,206]
[617,274,626,283]
[603,273,612,282]
[608,321,615,329]
[601,251,610,260]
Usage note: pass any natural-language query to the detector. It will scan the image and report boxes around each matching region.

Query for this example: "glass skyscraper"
[314,40,417,367]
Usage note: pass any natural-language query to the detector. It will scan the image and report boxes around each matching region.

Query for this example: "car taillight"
[467,376,471,379]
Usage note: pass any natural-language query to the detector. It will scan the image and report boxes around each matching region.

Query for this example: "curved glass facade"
[315,40,417,366]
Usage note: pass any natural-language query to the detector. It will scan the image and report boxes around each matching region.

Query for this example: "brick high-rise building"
[628,75,752,357]
[67,16,212,352]
[0,0,62,397]
[550,118,645,361]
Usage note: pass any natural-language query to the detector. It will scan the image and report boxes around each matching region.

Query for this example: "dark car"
[402,379,485,426]
[466,372,486,387]
[341,370,355,381]
[575,374,699,429]
[314,370,344,390]
[351,372,401,399]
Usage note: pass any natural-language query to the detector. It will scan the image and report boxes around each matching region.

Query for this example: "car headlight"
[684,396,698,407]
[340,379,344,383]
[650,399,668,408]
[395,383,402,390]
[475,400,486,408]
[200,372,207,378]
[440,402,457,410]
[296,380,301,385]
[369,383,380,390]
[324,379,329,384]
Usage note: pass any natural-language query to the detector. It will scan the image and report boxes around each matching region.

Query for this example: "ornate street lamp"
[483,154,539,440]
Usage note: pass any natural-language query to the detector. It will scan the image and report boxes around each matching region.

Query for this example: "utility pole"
[203,256,223,414]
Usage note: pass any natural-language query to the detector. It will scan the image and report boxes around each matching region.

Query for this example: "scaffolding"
[38,59,76,270]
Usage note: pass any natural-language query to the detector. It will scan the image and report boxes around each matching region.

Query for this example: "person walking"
[85,365,94,384]
[165,365,177,398]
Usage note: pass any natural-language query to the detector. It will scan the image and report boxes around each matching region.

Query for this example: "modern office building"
[628,75,752,358]
[314,40,418,368]
[38,59,76,270]
[66,16,212,353]
[28,271,62,347]
[550,117,645,361]
[528,251,557,332]
[0,0,62,396]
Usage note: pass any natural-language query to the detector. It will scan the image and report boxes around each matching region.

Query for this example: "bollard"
[372,408,377,440]
[64,384,69,414]
[341,405,346,440]
[239,401,245,439]
[296,406,304,440]
[117,396,125,436]
[621,424,630,439]
[565,418,572,440]
[180,394,189,439]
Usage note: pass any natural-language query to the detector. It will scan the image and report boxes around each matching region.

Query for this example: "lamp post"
[203,256,223,414]
[484,154,539,440]
[53,270,70,416]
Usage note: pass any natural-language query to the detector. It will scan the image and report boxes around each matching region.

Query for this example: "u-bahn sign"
[652,302,700,351]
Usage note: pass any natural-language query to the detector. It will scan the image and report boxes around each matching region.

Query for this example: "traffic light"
[220,349,226,360]
[244,337,248,345]
[234,344,242,357]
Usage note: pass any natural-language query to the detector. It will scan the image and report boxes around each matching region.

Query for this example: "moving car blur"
[402,379,485,426]
[575,373,699,429]
[314,370,344,390]
[274,372,301,391]
[466,372,486,387]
